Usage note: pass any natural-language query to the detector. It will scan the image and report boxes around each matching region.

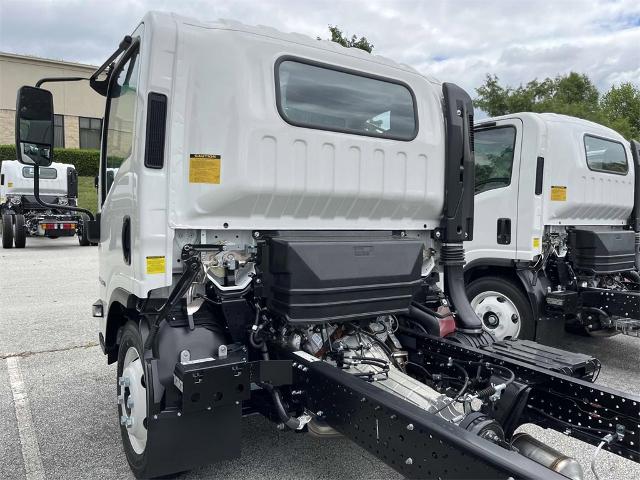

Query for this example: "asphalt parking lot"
[1,236,639,480]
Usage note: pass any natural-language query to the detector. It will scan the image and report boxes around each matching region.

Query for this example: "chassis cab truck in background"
[0,159,92,247]
[12,12,640,480]
[465,113,640,342]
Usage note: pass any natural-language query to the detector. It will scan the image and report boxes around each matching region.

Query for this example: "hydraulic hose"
[440,243,483,333]
[408,304,441,335]
[260,382,306,430]
[622,269,640,285]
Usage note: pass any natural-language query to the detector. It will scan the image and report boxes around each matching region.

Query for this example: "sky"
[1,0,639,98]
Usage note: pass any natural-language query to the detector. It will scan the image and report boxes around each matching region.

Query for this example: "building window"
[474,126,517,194]
[584,134,628,174]
[276,58,417,141]
[79,117,102,150]
[53,114,65,148]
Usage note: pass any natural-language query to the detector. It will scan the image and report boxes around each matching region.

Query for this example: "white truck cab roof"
[1,159,75,198]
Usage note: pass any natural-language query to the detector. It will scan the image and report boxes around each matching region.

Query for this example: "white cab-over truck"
[12,12,639,480]
[0,159,92,247]
[465,113,640,342]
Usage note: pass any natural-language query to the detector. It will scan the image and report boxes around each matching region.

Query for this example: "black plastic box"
[259,233,423,324]
[568,229,635,274]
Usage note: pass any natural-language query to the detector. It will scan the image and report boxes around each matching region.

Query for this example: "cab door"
[467,118,523,263]
[98,38,142,304]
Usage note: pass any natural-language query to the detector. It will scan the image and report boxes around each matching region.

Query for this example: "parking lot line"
[6,356,45,480]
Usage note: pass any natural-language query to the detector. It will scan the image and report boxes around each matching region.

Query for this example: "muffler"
[511,432,584,480]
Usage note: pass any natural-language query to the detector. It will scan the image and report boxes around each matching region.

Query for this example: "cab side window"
[103,47,140,198]
[474,126,516,194]
[584,135,628,174]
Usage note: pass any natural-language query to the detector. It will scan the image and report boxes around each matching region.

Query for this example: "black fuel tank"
[568,228,636,274]
[258,233,423,324]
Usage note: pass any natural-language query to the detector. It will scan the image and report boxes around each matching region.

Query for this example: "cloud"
[0,0,638,98]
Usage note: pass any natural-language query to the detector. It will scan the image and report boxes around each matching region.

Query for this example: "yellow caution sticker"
[533,237,541,249]
[550,185,567,201]
[146,256,166,275]
[189,154,221,184]
[7,182,13,187]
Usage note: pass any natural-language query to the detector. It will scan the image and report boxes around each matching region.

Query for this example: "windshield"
[22,166,58,179]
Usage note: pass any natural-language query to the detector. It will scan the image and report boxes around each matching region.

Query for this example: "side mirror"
[15,86,54,167]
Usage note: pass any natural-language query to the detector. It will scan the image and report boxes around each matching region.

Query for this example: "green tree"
[601,83,640,140]
[319,25,374,53]
[475,73,639,140]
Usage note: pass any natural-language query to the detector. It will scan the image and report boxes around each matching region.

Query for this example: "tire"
[117,321,152,478]
[2,214,13,249]
[467,276,535,340]
[78,214,90,246]
[13,214,26,248]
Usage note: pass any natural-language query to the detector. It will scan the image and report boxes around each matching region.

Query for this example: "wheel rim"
[120,346,147,454]
[470,290,521,340]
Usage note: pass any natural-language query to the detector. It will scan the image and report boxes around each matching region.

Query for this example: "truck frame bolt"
[405,457,413,465]
[406,423,414,431]
[180,350,191,363]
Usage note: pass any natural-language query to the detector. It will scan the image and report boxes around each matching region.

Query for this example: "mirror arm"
[90,35,133,96]
[33,166,95,221]
[35,77,89,88]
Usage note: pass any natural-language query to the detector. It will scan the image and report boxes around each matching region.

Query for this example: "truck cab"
[10,13,640,480]
[465,113,639,341]
[0,159,89,247]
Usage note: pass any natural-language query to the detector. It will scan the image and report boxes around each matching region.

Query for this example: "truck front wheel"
[2,214,13,248]
[117,321,151,477]
[13,214,26,248]
[467,276,535,340]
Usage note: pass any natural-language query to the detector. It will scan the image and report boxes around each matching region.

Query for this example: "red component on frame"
[437,305,457,337]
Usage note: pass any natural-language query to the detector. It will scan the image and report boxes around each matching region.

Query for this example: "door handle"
[121,216,131,265]
[497,218,511,245]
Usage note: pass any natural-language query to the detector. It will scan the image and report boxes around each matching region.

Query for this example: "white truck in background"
[0,159,92,247]
[465,113,640,342]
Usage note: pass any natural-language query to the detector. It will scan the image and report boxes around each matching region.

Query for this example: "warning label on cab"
[189,154,221,184]
[550,185,567,201]
[146,256,166,275]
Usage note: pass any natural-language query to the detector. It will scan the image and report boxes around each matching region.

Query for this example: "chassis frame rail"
[289,351,566,480]
[400,331,640,463]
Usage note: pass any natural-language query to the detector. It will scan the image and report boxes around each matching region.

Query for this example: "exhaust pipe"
[511,433,584,480]
[630,141,640,269]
